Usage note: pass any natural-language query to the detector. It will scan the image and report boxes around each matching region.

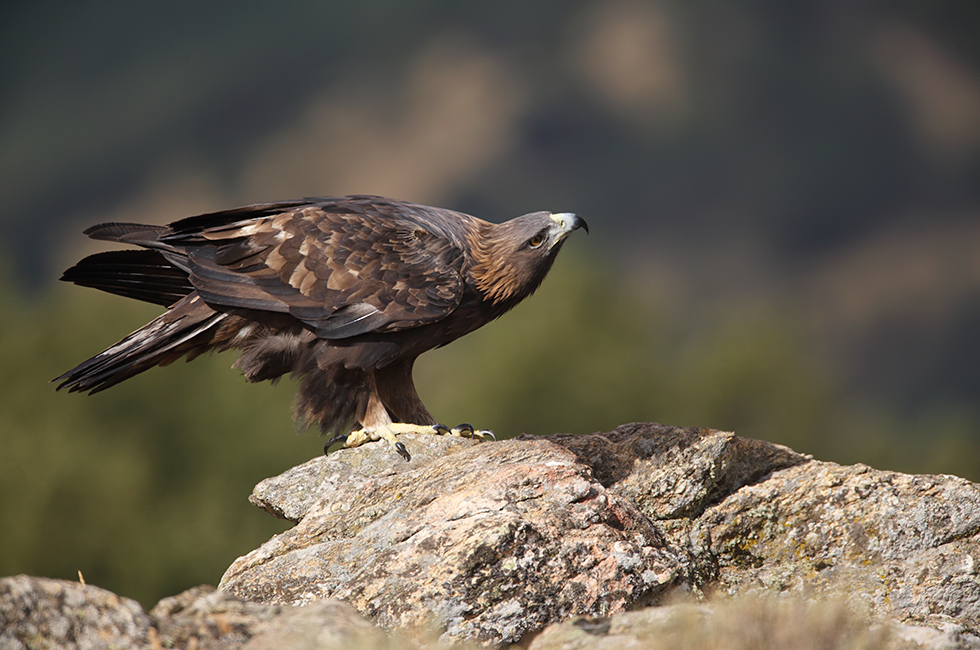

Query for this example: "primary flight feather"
[55,195,587,460]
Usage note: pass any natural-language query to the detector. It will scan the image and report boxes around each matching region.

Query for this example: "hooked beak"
[549,213,589,248]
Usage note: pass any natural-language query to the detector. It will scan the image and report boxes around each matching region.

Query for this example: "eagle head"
[470,210,588,304]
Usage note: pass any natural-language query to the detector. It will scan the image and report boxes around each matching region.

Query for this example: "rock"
[149,586,394,650]
[149,584,282,649]
[536,424,980,635]
[680,460,980,632]
[0,575,150,650]
[221,423,980,645]
[527,423,809,520]
[6,423,980,648]
[527,598,980,650]
[240,599,390,650]
[220,432,688,644]
[0,577,390,650]
[248,432,478,523]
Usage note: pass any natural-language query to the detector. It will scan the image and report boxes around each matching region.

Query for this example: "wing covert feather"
[164,202,467,338]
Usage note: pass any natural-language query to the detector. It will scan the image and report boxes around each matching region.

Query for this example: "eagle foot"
[440,423,496,441]
[323,422,496,460]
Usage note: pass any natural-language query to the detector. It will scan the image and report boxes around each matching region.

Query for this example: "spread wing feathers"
[60,250,195,307]
[157,200,468,339]
[53,296,227,394]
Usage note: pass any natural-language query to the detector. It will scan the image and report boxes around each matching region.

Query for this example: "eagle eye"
[528,234,545,248]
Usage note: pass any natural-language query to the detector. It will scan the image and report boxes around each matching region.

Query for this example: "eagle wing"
[157,199,466,339]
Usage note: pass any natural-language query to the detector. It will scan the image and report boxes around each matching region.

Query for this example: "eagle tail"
[82,221,170,245]
[53,296,227,394]
[60,249,195,307]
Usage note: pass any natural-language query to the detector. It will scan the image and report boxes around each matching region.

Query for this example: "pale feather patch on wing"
[314,303,391,339]
[326,270,358,291]
[202,219,271,239]
[288,263,318,295]
[264,245,289,272]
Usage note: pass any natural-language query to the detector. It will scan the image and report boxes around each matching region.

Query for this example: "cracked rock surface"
[222,432,687,644]
[222,423,980,644]
[5,423,980,649]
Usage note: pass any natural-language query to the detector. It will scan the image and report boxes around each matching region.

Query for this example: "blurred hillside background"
[3,1,980,607]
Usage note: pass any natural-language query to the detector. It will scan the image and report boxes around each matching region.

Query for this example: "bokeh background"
[3,1,979,608]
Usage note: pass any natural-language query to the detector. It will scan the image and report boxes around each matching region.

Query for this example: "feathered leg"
[334,367,493,461]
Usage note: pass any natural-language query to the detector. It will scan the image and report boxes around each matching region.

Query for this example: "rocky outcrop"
[0,578,386,650]
[0,575,150,650]
[4,423,980,649]
[220,429,691,643]
[677,458,980,631]
[527,599,980,650]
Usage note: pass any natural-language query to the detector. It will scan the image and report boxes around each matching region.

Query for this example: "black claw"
[395,441,411,461]
[324,433,349,456]
[432,423,452,435]
[482,430,497,441]
[455,423,474,435]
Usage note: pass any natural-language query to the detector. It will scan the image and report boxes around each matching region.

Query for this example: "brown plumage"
[55,195,586,458]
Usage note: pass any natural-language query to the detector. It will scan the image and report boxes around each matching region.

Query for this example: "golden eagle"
[55,195,587,460]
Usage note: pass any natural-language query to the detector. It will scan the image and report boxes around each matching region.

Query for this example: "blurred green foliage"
[5,250,978,608]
